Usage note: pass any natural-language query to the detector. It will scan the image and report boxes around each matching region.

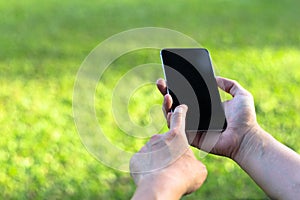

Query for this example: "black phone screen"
[160,48,227,132]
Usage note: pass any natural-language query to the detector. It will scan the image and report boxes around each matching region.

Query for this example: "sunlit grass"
[1,0,300,199]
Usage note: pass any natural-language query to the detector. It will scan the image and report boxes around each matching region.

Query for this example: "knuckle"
[129,155,138,170]
[243,90,254,100]
[247,91,254,98]
[170,127,181,137]
[201,163,208,174]
[150,134,160,141]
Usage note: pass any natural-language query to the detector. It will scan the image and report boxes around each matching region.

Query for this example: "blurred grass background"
[1,0,300,199]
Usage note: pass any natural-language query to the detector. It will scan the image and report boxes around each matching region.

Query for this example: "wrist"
[233,125,269,165]
[132,174,185,200]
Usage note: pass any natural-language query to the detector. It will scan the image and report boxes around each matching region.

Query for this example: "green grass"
[1,0,300,199]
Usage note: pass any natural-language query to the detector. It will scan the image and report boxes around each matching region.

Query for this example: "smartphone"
[160,48,227,133]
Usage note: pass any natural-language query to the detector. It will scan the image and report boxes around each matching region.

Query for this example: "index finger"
[216,76,249,97]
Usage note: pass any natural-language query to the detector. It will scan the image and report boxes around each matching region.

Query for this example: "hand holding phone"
[160,48,227,133]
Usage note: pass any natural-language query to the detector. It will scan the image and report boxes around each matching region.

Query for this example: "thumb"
[170,104,188,132]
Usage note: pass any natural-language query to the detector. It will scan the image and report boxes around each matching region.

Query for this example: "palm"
[156,77,258,159]
[208,93,257,157]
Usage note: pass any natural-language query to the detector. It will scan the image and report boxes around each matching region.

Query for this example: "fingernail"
[176,106,182,113]
[156,78,163,84]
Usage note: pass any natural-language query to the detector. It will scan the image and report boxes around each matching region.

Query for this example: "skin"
[130,105,207,199]
[156,76,300,199]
